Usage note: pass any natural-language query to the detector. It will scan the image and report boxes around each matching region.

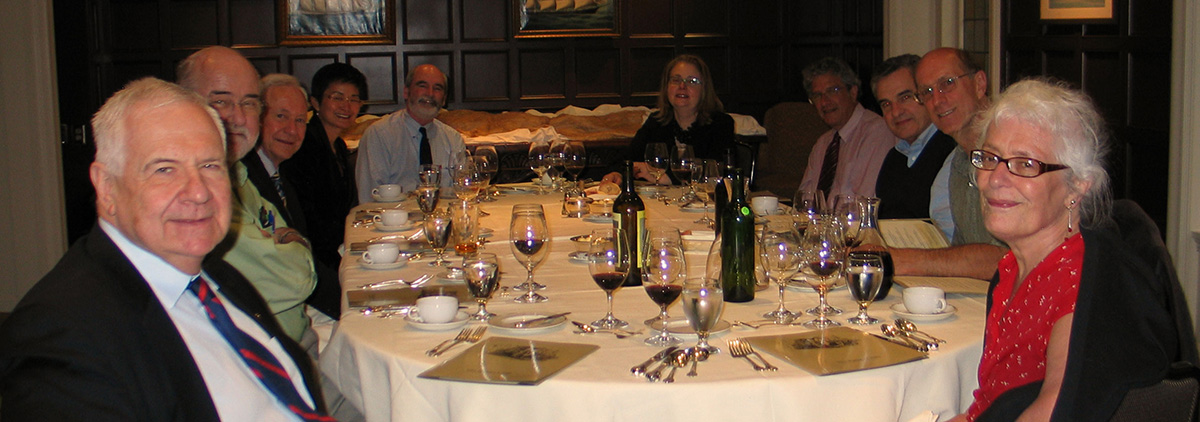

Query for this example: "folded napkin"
[681,230,716,241]
[906,410,939,422]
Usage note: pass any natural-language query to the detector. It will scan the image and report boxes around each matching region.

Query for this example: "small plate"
[405,311,471,331]
[374,222,416,232]
[568,251,589,264]
[647,318,732,338]
[371,193,406,203]
[582,214,612,224]
[785,279,847,293]
[488,313,568,334]
[358,257,408,271]
[679,203,714,213]
[890,303,958,322]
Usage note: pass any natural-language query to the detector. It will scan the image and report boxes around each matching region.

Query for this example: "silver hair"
[92,77,226,173]
[802,57,861,96]
[975,77,1112,227]
[260,73,308,103]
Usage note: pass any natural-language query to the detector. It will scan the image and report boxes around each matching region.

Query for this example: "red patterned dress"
[966,233,1083,420]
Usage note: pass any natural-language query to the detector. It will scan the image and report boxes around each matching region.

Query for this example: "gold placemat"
[744,326,926,376]
[419,337,599,385]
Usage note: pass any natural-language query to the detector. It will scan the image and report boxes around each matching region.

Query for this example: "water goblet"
[510,206,549,303]
[802,215,846,328]
[846,252,884,325]
[419,164,443,187]
[587,228,630,329]
[416,185,440,214]
[463,253,501,321]
[642,237,685,346]
[423,208,453,267]
[759,223,803,321]
[681,277,724,354]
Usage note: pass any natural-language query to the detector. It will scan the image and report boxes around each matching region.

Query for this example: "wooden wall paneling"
[575,47,620,98]
[229,0,275,46]
[685,46,728,96]
[626,0,672,37]
[1043,50,1081,86]
[288,54,339,92]
[628,47,675,96]
[680,0,729,37]
[348,53,400,106]
[112,0,162,51]
[460,0,506,42]
[107,60,165,94]
[732,0,782,40]
[462,50,510,102]
[518,48,566,100]
[167,0,219,48]
[403,0,453,43]
[404,52,453,98]
[1082,51,1123,123]
[789,1,835,36]
[1128,50,1171,129]
[1129,0,1171,37]
[247,56,281,76]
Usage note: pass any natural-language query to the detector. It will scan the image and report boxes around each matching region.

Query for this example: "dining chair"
[757,102,829,200]
[1109,362,1200,422]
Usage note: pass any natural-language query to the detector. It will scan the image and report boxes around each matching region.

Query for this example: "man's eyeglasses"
[669,76,702,87]
[878,91,921,111]
[916,72,975,103]
[969,149,1069,178]
[808,85,846,104]
[326,92,363,106]
[208,96,263,116]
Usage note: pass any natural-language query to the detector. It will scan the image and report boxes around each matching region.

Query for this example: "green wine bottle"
[720,169,755,302]
[613,160,645,286]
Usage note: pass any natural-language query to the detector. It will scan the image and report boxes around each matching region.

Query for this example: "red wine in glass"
[645,284,682,306]
[592,272,628,292]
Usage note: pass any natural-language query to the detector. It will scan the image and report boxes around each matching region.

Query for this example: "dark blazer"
[875,129,957,219]
[0,225,326,421]
[242,149,307,235]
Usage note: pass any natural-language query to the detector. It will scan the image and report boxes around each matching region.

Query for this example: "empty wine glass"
[419,164,443,187]
[642,235,685,346]
[548,139,567,190]
[792,188,825,234]
[510,206,549,303]
[802,215,845,328]
[693,160,720,227]
[528,139,551,194]
[681,277,724,354]
[759,223,803,321]
[588,228,630,329]
[472,154,496,202]
[464,253,501,321]
[846,252,884,325]
[830,194,863,247]
[473,146,499,201]
[644,143,670,197]
[562,141,586,188]
[423,208,453,267]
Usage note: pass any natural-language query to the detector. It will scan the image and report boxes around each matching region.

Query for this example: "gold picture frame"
[514,0,620,39]
[278,0,396,46]
[1040,0,1115,23]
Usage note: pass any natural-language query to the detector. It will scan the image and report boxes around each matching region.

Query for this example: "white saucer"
[647,318,732,338]
[405,311,471,331]
[358,257,408,271]
[567,251,589,264]
[488,313,568,334]
[890,303,958,322]
[785,278,847,292]
[374,222,416,232]
[582,214,612,224]
[371,193,406,203]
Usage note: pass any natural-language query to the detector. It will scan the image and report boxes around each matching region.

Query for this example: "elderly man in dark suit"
[242,74,310,240]
[0,77,331,421]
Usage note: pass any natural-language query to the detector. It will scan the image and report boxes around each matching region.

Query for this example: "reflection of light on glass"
[480,340,493,382]
[528,340,542,377]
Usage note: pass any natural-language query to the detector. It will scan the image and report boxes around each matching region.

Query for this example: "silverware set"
[358,273,433,290]
[571,321,643,338]
[426,326,487,357]
[879,320,943,352]
[727,338,777,371]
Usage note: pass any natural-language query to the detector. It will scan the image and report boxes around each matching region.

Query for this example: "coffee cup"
[751,196,780,217]
[903,287,947,314]
[374,209,409,227]
[373,184,403,201]
[410,295,459,324]
[362,243,400,264]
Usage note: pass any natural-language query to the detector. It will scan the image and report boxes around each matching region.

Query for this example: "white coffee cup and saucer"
[891,286,957,322]
[406,295,469,331]
[373,209,414,232]
[359,243,407,270]
[372,184,405,203]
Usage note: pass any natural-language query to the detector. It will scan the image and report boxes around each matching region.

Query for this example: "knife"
[870,333,929,352]
[513,312,571,328]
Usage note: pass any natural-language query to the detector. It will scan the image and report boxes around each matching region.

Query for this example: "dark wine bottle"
[720,169,756,302]
[713,149,734,232]
[850,197,894,299]
[613,160,645,286]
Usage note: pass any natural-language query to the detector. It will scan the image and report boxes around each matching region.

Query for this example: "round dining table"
[320,185,985,422]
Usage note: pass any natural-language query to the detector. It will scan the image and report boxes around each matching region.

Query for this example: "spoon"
[662,349,690,383]
[881,324,931,352]
[895,318,947,343]
[687,347,709,377]
[631,346,679,376]
[571,321,640,338]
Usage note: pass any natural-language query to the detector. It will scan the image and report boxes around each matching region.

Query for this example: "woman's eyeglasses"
[970,149,1069,178]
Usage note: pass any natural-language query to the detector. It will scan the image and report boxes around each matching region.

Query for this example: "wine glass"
[846,252,884,325]
[681,277,724,354]
[463,253,501,321]
[449,199,479,257]
[548,139,567,190]
[671,145,697,203]
[472,154,496,202]
[642,236,685,346]
[643,227,683,326]
[792,188,825,234]
[509,204,547,291]
[528,139,551,194]
[451,161,483,203]
[562,141,587,188]
[802,215,846,328]
[830,194,863,247]
[415,185,440,214]
[693,160,720,227]
[510,206,550,303]
[473,146,499,201]
[759,222,803,321]
[423,208,453,267]
[419,164,443,187]
[587,228,630,329]
[644,143,670,197]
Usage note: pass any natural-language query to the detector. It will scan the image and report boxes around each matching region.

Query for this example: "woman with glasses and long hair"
[947,78,1196,422]
[604,54,735,184]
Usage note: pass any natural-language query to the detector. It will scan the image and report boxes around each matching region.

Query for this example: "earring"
[1066,199,1077,235]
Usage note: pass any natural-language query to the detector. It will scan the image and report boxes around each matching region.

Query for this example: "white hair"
[92,77,226,172]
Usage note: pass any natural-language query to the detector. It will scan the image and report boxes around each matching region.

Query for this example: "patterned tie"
[271,172,287,208]
[188,278,336,422]
[419,127,433,165]
[816,131,842,194]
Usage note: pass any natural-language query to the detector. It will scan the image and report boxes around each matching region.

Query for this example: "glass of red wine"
[510,205,550,303]
[587,228,630,329]
[802,214,845,328]
[642,236,685,346]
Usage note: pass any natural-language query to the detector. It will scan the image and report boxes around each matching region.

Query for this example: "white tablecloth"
[321,188,985,422]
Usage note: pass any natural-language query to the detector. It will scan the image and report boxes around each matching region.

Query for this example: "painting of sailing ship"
[1039,0,1113,21]
[278,0,395,46]
[515,0,619,38]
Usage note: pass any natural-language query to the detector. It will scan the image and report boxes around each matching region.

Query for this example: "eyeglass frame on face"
[669,76,702,87]
[970,149,1069,178]
[916,72,975,103]
[878,90,922,112]
[207,95,263,116]
[325,91,363,106]
[808,85,847,104]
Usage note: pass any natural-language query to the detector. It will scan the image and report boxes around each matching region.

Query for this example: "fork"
[740,340,778,371]
[727,339,765,371]
[427,327,472,356]
[429,326,487,357]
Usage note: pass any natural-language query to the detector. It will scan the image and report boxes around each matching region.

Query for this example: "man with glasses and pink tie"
[890,48,1009,280]
[796,57,895,201]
